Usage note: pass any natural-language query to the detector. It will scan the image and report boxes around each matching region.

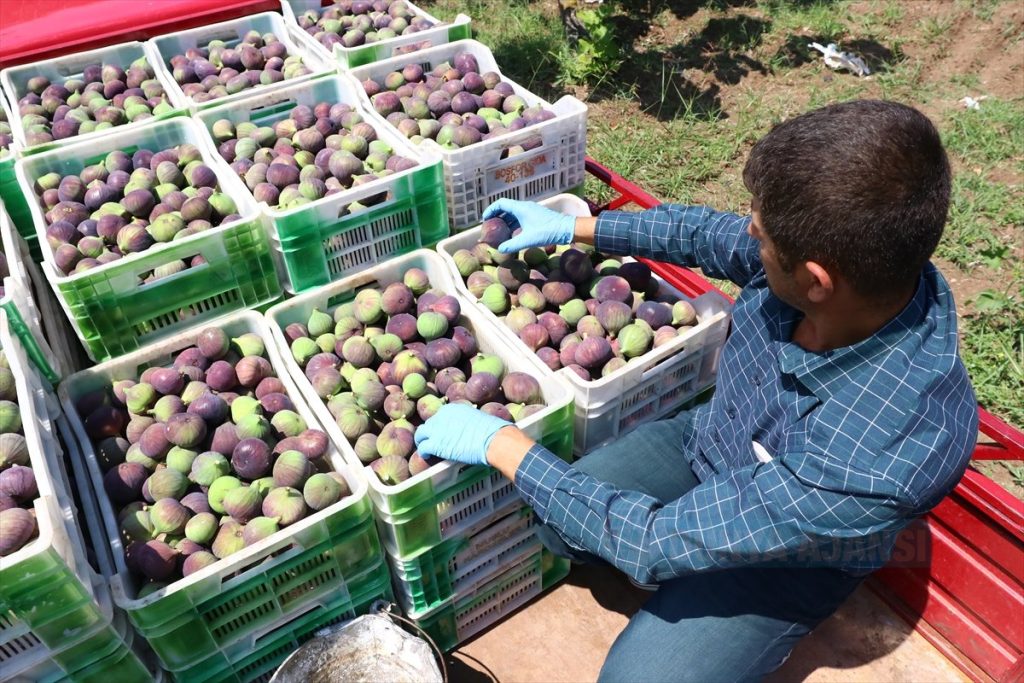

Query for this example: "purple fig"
[262,486,307,526]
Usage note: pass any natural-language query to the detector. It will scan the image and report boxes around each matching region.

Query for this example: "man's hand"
[414,404,514,466]
[483,199,578,253]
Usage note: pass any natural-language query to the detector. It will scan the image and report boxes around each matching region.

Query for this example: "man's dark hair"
[742,99,951,302]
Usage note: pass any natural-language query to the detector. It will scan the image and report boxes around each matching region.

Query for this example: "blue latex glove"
[482,199,577,254]
[414,404,512,466]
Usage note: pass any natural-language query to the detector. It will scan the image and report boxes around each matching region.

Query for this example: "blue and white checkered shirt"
[515,205,978,582]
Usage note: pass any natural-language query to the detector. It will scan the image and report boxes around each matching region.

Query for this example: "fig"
[672,300,698,326]
[502,373,543,405]
[205,360,238,392]
[0,465,37,501]
[165,413,207,448]
[190,451,230,486]
[262,486,307,526]
[231,438,272,480]
[149,498,191,535]
[0,434,30,469]
[575,337,613,370]
[303,473,346,511]
[209,423,240,457]
[129,539,178,581]
[354,433,379,464]
[212,520,245,559]
[104,462,148,504]
[370,455,410,485]
[236,356,272,388]
[0,508,37,556]
[617,323,653,358]
[182,550,218,576]
[242,516,279,546]
[222,485,262,524]
[166,446,198,474]
[273,450,311,489]
[196,327,230,360]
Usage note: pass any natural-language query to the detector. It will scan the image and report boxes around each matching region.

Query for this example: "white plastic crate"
[16,116,280,362]
[1,202,65,382]
[263,249,577,540]
[58,310,384,674]
[406,545,569,651]
[346,39,588,230]
[146,12,333,113]
[437,194,733,454]
[0,310,109,681]
[0,41,184,156]
[192,75,448,294]
[389,505,542,615]
[282,0,472,70]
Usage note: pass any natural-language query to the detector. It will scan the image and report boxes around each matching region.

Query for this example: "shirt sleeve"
[594,204,762,287]
[515,443,910,583]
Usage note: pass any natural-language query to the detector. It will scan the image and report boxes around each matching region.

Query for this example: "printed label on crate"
[489,151,556,191]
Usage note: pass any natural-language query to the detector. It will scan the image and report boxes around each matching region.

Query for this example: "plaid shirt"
[515,205,978,582]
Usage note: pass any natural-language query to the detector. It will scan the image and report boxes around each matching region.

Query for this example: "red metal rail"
[584,156,1024,683]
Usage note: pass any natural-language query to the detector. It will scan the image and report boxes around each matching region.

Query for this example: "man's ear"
[803,261,835,303]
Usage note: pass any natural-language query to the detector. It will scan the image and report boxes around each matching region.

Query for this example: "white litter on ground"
[809,42,871,77]
[959,95,989,110]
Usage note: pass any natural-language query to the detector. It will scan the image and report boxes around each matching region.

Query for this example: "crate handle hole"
[336,190,392,219]
[137,252,205,287]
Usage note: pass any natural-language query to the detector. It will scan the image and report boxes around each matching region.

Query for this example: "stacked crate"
[58,311,392,680]
[0,309,157,682]
[264,250,575,650]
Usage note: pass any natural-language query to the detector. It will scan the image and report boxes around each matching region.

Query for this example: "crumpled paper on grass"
[809,42,871,77]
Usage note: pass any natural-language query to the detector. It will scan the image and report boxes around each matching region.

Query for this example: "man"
[415,100,978,682]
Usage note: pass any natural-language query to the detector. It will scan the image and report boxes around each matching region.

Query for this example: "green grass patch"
[961,284,1024,429]
[939,171,1023,269]
[944,98,1024,167]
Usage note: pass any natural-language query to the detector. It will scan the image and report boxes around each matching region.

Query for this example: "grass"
[420,0,1024,432]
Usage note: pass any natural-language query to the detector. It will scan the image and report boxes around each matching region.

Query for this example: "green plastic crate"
[1,203,62,382]
[282,0,472,70]
[408,547,570,652]
[389,506,542,615]
[0,41,185,158]
[0,92,38,261]
[263,250,575,554]
[59,310,385,674]
[16,581,156,683]
[193,75,449,294]
[16,117,280,362]
[175,566,393,683]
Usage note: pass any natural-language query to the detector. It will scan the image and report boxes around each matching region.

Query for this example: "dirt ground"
[574,0,1023,318]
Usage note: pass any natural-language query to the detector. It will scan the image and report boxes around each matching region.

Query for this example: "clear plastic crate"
[437,194,733,454]
[193,75,449,293]
[0,41,185,157]
[406,546,570,651]
[0,94,36,260]
[346,39,588,230]
[281,0,471,70]
[1,203,63,382]
[389,506,543,615]
[146,12,332,113]
[58,310,385,674]
[263,249,576,551]
[16,117,281,362]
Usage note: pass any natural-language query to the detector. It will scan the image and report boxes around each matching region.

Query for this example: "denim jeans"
[535,410,865,683]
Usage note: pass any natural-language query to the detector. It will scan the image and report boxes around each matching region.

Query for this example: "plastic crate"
[389,506,544,615]
[172,565,393,683]
[8,575,156,683]
[58,310,386,674]
[147,12,332,113]
[1,203,63,383]
[0,41,185,157]
[0,93,37,261]
[407,546,570,651]
[0,311,121,681]
[193,75,449,293]
[346,40,588,230]
[281,0,471,70]
[437,194,733,455]
[263,250,576,541]
[16,117,281,362]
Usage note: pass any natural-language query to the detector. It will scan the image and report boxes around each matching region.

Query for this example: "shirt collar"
[775,268,936,401]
